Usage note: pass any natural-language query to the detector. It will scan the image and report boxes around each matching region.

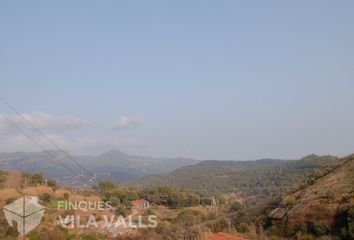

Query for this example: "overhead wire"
[0,96,97,183]
[0,109,92,187]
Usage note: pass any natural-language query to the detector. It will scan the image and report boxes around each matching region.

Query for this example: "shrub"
[47,179,58,190]
[228,202,242,213]
[115,204,128,217]
[283,196,297,207]
[29,173,45,185]
[41,193,51,203]
[109,196,120,206]
[310,222,329,236]
[27,231,41,240]
[177,209,202,225]
[64,192,70,200]
[81,234,96,240]
[98,181,117,193]
[6,197,16,204]
[235,222,249,233]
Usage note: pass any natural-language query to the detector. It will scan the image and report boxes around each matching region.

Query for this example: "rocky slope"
[268,154,354,239]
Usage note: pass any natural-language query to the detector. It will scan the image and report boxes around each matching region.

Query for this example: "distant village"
[57,172,110,187]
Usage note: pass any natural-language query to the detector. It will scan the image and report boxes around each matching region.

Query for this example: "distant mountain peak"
[0,150,200,184]
[98,149,129,158]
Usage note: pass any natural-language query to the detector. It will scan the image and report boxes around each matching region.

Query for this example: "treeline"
[22,172,58,189]
[129,154,340,198]
[95,181,203,214]
[0,171,58,189]
[140,185,200,208]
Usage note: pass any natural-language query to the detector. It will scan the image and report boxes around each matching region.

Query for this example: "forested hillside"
[128,155,340,198]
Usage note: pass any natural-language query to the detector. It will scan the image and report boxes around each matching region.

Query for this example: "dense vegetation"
[97,181,202,212]
[140,185,201,208]
[128,155,340,197]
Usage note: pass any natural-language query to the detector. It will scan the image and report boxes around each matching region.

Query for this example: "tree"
[140,185,200,208]
[47,179,57,190]
[98,181,117,193]
[30,173,44,185]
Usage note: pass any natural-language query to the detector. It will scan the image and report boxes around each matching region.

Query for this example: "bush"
[228,202,242,213]
[64,192,70,200]
[41,193,51,203]
[28,231,41,240]
[5,197,16,204]
[283,196,297,207]
[310,223,329,236]
[140,185,201,208]
[29,173,45,185]
[115,204,128,217]
[177,209,202,225]
[107,196,119,206]
[47,179,58,189]
[235,222,249,233]
[98,181,117,193]
[81,234,96,240]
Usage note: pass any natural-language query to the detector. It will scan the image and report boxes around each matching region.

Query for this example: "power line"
[0,112,91,186]
[0,97,96,182]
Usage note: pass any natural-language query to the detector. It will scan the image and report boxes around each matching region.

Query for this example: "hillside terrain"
[127,155,340,198]
[267,154,354,239]
[0,154,352,240]
[0,150,199,184]
[0,170,250,240]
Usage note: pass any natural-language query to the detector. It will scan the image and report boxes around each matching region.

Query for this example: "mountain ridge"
[0,149,200,184]
[126,154,341,196]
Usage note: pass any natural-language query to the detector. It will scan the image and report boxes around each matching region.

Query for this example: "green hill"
[127,155,340,198]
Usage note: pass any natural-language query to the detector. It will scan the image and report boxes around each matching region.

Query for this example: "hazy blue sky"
[0,1,353,160]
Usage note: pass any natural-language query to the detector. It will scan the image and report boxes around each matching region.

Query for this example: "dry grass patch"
[54,188,72,198]
[0,188,21,202]
[23,186,54,196]
[84,195,101,202]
